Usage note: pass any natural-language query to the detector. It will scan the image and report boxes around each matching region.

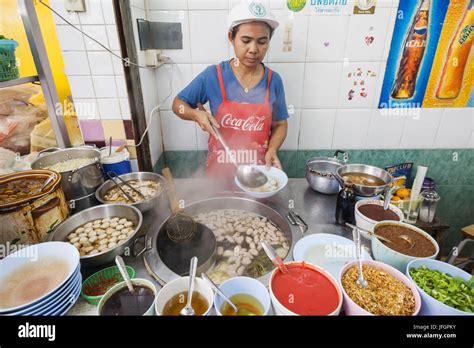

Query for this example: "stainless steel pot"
[69,192,101,215]
[306,150,348,194]
[95,172,167,214]
[141,196,300,286]
[31,147,104,200]
[335,164,393,197]
[49,204,142,267]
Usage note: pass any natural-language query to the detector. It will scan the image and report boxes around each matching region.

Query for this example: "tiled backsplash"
[142,0,472,153]
[51,0,138,161]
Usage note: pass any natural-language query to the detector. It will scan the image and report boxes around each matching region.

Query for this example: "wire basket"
[0,39,19,82]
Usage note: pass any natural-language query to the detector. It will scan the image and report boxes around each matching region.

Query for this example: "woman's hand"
[265,148,282,169]
[194,105,219,139]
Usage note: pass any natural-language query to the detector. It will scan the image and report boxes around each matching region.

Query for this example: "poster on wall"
[423,0,474,107]
[307,0,353,15]
[379,0,450,108]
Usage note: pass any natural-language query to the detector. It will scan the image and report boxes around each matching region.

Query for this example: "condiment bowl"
[371,221,439,272]
[339,260,421,316]
[214,276,271,316]
[406,259,473,316]
[97,278,157,316]
[154,276,214,316]
[354,199,403,239]
[234,165,288,199]
[268,261,343,316]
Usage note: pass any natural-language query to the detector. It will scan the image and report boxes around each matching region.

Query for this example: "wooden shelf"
[0,75,39,88]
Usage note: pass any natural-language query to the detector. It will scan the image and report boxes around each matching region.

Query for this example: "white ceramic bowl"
[155,276,214,316]
[354,199,404,239]
[0,242,80,313]
[371,221,439,272]
[339,260,421,316]
[213,276,271,316]
[268,261,343,316]
[406,259,473,316]
[97,278,158,316]
[292,233,372,280]
[234,165,288,199]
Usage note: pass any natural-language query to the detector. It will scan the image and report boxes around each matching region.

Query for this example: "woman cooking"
[172,1,289,179]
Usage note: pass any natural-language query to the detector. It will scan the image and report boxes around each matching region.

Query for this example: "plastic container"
[81,265,136,305]
[419,189,440,223]
[0,39,19,81]
[100,146,131,176]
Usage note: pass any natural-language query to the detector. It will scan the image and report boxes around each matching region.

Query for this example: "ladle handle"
[162,167,180,214]
[198,103,238,169]
[186,257,198,309]
[115,255,134,293]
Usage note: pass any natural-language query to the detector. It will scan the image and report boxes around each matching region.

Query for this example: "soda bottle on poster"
[436,0,474,99]
[391,0,430,99]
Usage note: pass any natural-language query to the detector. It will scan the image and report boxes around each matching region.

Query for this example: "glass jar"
[419,189,440,223]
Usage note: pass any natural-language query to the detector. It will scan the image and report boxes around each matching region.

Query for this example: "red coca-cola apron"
[206,64,273,178]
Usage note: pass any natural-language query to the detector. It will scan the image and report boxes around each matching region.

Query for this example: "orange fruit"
[391,196,401,201]
[396,188,410,199]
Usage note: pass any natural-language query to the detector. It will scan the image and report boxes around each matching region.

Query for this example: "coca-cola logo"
[220,114,266,132]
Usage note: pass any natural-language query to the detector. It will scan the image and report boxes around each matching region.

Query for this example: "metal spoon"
[180,256,198,316]
[352,225,368,288]
[261,240,289,274]
[197,103,268,188]
[34,174,55,195]
[115,255,134,293]
[345,223,394,245]
[201,273,237,314]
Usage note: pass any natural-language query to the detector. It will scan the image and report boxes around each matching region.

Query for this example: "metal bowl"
[95,172,167,213]
[306,157,344,194]
[49,204,143,267]
[336,164,393,197]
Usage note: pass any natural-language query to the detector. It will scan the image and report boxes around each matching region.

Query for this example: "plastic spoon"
[261,240,289,274]
[180,256,198,316]
[201,273,237,314]
[115,255,134,293]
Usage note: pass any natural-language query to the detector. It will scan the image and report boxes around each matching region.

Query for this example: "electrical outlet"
[65,0,86,12]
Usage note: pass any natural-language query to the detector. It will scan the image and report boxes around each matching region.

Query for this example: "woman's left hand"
[264,148,282,169]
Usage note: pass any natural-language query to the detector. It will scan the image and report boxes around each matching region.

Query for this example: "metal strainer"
[162,167,196,242]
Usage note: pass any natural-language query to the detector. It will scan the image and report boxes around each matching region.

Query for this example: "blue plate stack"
[0,242,81,316]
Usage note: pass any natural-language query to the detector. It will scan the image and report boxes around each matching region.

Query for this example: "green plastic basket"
[0,39,19,82]
[81,265,135,305]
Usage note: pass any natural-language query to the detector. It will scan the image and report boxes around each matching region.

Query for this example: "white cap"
[228,1,279,33]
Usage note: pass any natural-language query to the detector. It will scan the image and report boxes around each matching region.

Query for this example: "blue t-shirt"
[177,60,289,121]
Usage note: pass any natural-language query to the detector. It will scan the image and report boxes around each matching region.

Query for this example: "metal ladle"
[197,103,268,188]
[351,225,368,288]
[201,273,237,314]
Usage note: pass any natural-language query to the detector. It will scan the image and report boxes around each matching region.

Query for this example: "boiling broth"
[162,291,209,316]
[341,172,385,186]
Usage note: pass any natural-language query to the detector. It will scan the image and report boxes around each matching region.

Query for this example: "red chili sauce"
[271,263,340,315]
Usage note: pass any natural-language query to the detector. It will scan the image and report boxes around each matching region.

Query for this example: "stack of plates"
[0,242,81,316]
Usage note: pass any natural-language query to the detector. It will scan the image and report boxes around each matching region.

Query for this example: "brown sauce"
[0,178,45,204]
[358,204,400,222]
[101,286,155,316]
[375,225,436,257]
[341,172,385,186]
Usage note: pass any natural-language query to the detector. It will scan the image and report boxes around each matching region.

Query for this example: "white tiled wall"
[146,0,473,151]
[53,0,127,121]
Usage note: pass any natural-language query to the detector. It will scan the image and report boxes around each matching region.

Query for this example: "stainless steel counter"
[69,178,367,315]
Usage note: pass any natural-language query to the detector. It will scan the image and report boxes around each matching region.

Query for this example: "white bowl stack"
[0,242,81,316]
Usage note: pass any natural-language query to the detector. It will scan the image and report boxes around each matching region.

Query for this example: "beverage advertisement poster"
[379,0,449,108]
[423,0,474,108]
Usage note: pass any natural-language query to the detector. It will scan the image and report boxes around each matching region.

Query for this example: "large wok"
[139,196,300,286]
